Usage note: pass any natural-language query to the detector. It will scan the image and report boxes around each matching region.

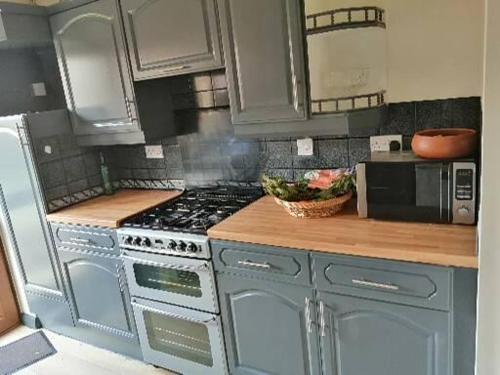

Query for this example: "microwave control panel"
[452,162,476,224]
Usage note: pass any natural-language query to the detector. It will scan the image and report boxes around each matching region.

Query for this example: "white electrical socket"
[32,82,47,97]
[297,138,314,156]
[145,145,164,159]
[370,135,403,152]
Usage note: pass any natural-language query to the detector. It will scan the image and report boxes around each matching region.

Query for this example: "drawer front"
[313,254,451,311]
[212,240,311,286]
[52,223,119,256]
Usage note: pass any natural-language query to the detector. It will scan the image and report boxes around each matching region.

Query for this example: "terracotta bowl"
[411,128,478,159]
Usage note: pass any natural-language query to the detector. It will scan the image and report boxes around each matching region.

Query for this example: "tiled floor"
[0,326,175,375]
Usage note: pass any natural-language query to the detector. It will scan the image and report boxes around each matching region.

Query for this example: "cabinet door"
[59,249,137,341]
[319,292,450,375]
[50,0,139,136]
[218,0,307,124]
[121,0,223,80]
[217,273,320,375]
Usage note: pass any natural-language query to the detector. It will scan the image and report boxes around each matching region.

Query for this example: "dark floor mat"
[0,331,57,374]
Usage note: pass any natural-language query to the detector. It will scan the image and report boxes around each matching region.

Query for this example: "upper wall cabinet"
[50,0,177,146]
[120,0,224,80]
[217,0,308,125]
[50,0,139,137]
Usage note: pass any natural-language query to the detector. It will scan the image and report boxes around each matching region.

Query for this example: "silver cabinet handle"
[352,279,400,291]
[319,300,327,337]
[237,260,271,269]
[305,297,312,333]
[69,237,93,244]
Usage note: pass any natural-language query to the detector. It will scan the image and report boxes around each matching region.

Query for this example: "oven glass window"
[144,310,214,367]
[133,264,202,297]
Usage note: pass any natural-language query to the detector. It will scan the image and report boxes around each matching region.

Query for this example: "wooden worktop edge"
[207,229,479,269]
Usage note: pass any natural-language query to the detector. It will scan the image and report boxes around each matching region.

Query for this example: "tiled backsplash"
[30,113,104,211]
[34,96,481,211]
[103,96,481,186]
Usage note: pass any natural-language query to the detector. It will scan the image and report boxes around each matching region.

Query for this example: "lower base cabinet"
[58,247,141,359]
[217,273,321,375]
[318,292,450,375]
[213,240,477,375]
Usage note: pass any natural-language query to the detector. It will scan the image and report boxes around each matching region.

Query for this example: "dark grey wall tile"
[58,134,83,158]
[403,135,413,151]
[442,97,481,130]
[166,168,184,180]
[40,160,66,188]
[45,185,68,201]
[132,168,150,179]
[63,155,86,182]
[261,140,293,169]
[117,168,133,179]
[164,144,183,170]
[68,178,89,194]
[348,138,371,167]
[382,102,416,135]
[416,100,444,130]
[87,173,102,187]
[149,168,168,179]
[83,152,100,176]
[317,139,349,168]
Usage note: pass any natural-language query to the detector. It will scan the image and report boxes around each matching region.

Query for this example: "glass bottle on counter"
[100,152,114,195]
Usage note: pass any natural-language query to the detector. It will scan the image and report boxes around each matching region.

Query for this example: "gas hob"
[117,186,262,259]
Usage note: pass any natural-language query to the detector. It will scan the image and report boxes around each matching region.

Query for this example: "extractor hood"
[0,2,52,49]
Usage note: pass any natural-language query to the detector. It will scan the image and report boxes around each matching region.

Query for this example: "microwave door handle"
[132,301,217,325]
[441,163,451,222]
[121,254,209,272]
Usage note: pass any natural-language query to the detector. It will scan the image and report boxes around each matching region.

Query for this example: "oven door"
[121,249,218,313]
[132,297,227,375]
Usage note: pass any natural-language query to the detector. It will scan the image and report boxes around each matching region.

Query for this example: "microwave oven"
[356,152,476,224]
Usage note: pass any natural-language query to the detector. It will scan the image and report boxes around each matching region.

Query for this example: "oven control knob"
[124,236,134,245]
[141,238,151,247]
[458,206,470,216]
[133,237,142,246]
[167,240,177,250]
[186,242,198,253]
[176,241,186,251]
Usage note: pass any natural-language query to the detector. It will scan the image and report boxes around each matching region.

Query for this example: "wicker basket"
[274,191,353,218]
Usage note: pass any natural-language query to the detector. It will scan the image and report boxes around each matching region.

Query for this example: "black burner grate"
[123,187,262,234]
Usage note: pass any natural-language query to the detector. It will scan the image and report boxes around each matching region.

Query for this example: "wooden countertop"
[208,196,478,269]
[46,189,183,228]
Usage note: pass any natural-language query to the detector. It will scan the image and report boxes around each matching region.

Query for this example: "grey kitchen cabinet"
[50,0,138,137]
[120,0,223,80]
[217,0,308,125]
[217,273,321,375]
[57,246,141,358]
[213,240,477,375]
[317,292,450,375]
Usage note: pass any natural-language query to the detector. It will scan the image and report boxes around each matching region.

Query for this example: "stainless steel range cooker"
[118,187,262,375]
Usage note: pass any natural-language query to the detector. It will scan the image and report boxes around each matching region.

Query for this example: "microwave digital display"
[455,169,474,200]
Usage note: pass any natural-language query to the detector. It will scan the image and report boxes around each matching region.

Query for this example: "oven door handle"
[132,300,217,325]
[121,254,209,272]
